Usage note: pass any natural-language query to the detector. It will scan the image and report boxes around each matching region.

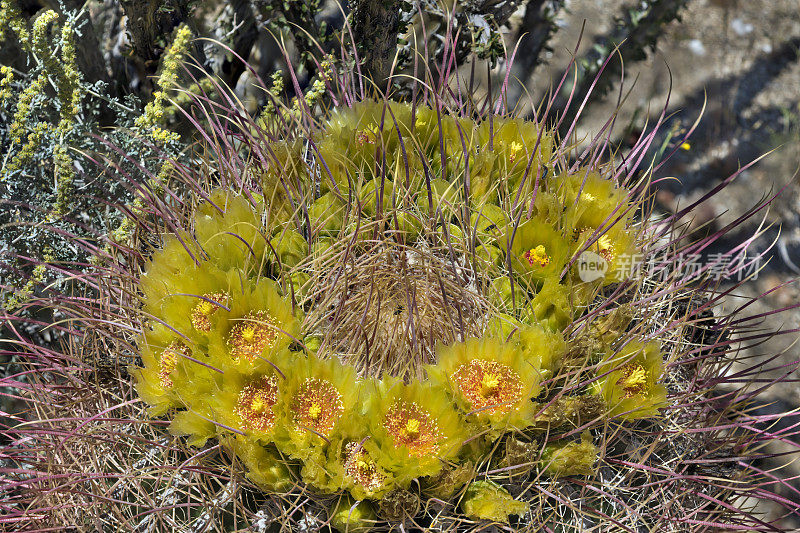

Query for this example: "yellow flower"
[561,169,633,231]
[190,292,229,332]
[477,116,554,197]
[272,353,360,464]
[502,219,572,288]
[452,359,523,415]
[292,378,344,434]
[202,277,301,374]
[316,101,414,192]
[301,396,398,500]
[558,169,639,284]
[571,225,637,284]
[140,256,239,342]
[593,340,668,419]
[130,323,202,416]
[364,377,466,485]
[206,355,294,440]
[342,441,385,493]
[428,337,542,432]
[383,400,443,457]
[157,341,188,389]
[460,480,528,523]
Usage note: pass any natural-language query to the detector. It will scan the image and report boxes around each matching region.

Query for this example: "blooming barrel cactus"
[121,99,762,530]
[3,48,798,531]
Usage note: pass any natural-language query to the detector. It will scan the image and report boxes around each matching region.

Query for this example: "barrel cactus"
[122,97,788,530]
[3,51,797,533]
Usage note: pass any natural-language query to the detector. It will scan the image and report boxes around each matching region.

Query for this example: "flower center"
[617,363,649,398]
[575,229,616,263]
[344,442,385,491]
[355,127,375,146]
[452,359,524,415]
[384,401,442,456]
[291,377,344,436]
[251,395,269,413]
[524,245,550,267]
[480,373,500,396]
[241,326,256,342]
[405,418,420,437]
[236,376,279,432]
[196,301,214,316]
[190,292,228,332]
[596,234,614,262]
[227,311,278,362]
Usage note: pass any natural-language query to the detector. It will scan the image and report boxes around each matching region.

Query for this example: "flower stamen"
[616,363,649,398]
[355,127,375,146]
[158,341,189,389]
[236,375,279,432]
[596,234,615,263]
[524,245,550,267]
[344,441,384,491]
[384,401,442,456]
[452,360,523,415]
[190,292,229,332]
[291,377,344,436]
[575,229,616,263]
[227,311,278,362]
